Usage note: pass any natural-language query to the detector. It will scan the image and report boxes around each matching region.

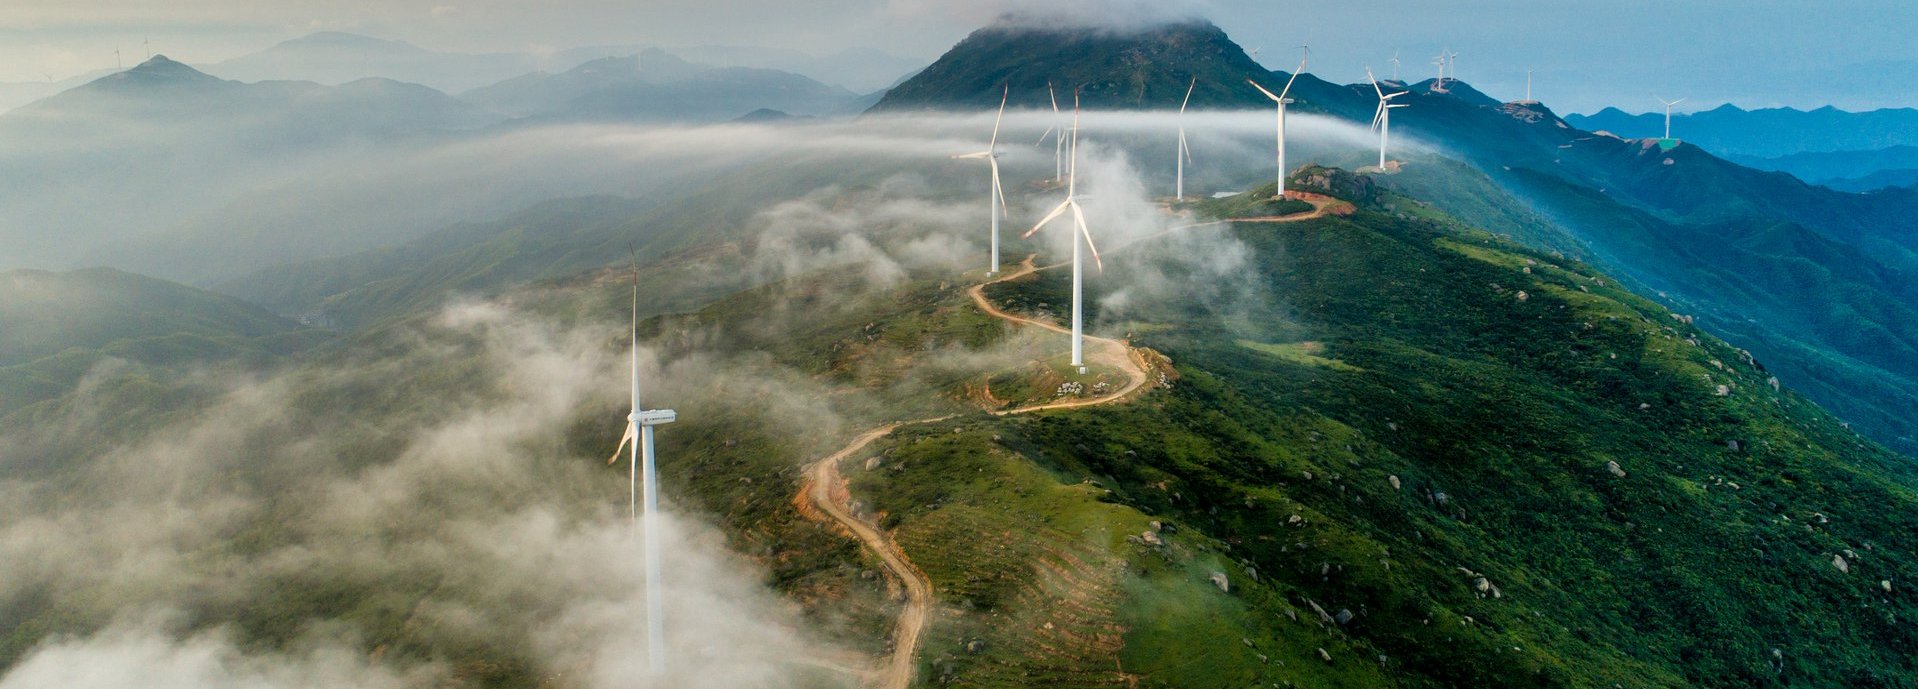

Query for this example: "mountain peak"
[98,54,225,87]
[870,17,1267,111]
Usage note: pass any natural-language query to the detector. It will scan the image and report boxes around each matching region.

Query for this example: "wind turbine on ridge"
[1656,96,1686,140]
[1247,46,1309,199]
[1174,77,1195,200]
[1024,90,1104,374]
[954,85,1010,276]
[1369,67,1410,170]
[1390,49,1402,83]
[608,270,678,675]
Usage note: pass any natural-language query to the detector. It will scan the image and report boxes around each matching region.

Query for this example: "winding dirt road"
[797,193,1340,689]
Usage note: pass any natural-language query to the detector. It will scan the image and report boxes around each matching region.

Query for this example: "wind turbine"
[608,272,677,675]
[1656,96,1685,140]
[1034,82,1064,182]
[1390,49,1402,83]
[1247,47,1309,199]
[1023,90,1104,373]
[1175,77,1195,200]
[1369,67,1410,170]
[954,85,1010,275]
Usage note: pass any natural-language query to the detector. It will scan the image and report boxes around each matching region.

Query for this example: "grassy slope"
[950,193,1918,687]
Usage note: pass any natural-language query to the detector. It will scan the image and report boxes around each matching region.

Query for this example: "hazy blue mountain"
[676,44,926,93]
[0,56,501,278]
[205,31,548,93]
[1568,103,1918,158]
[1728,145,1918,189]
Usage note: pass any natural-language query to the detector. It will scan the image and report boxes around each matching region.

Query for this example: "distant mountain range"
[201,31,919,96]
[1568,104,1918,158]
[462,49,867,121]
[1725,146,1918,192]
[0,55,501,277]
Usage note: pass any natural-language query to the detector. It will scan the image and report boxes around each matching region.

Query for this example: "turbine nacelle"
[633,409,678,426]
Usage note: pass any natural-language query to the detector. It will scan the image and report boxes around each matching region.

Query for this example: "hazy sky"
[2,0,1913,113]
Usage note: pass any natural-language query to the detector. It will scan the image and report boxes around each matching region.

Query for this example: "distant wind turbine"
[1034,82,1064,182]
[1525,69,1535,103]
[1390,49,1402,82]
[954,85,1010,275]
[1656,96,1686,140]
[114,48,122,70]
[1246,47,1309,199]
[1174,77,1195,200]
[1369,67,1410,170]
[1023,90,1104,373]
[608,271,677,675]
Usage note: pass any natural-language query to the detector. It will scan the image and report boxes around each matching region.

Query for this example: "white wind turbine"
[1656,96,1686,140]
[1023,91,1104,373]
[1174,77,1195,200]
[1247,48,1309,199]
[1034,82,1065,182]
[1369,67,1410,170]
[954,85,1010,275]
[1390,49,1402,83]
[608,274,678,675]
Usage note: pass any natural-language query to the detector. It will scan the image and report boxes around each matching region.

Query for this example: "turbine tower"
[608,276,677,675]
[1656,96,1686,140]
[1369,67,1410,170]
[1525,70,1534,103]
[954,85,1010,275]
[1247,47,1309,199]
[1023,90,1104,373]
[1175,77,1195,200]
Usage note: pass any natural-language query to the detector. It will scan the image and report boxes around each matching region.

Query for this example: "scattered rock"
[1515,290,1530,302]
[1388,475,1402,490]
[966,639,987,654]
[1210,571,1230,592]
[1715,384,1732,397]
[1606,460,1627,478]
[1307,599,1334,624]
[1141,530,1163,546]
[1335,609,1355,625]
[1833,554,1850,573]
[1318,648,1333,663]
[1149,520,1163,532]
[1883,580,1894,593]
[864,456,882,471]
[1726,440,1740,452]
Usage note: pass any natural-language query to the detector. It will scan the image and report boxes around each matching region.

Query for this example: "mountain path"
[797,193,1338,689]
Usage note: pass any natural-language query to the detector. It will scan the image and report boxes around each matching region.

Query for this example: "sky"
[1,0,1914,113]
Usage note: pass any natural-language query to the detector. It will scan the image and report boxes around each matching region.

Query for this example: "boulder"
[1833,554,1850,573]
[1210,571,1230,592]
[1388,475,1402,490]
[1606,460,1627,478]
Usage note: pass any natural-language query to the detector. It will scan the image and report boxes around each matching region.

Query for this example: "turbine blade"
[1048,81,1059,113]
[1279,53,1307,99]
[1025,200,1072,238]
[1180,77,1196,113]
[989,84,1007,150]
[1035,125,1055,146]
[608,423,636,465]
[990,158,1008,214]
[1068,88,1081,195]
[1246,79,1282,103]
[1070,202,1103,272]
